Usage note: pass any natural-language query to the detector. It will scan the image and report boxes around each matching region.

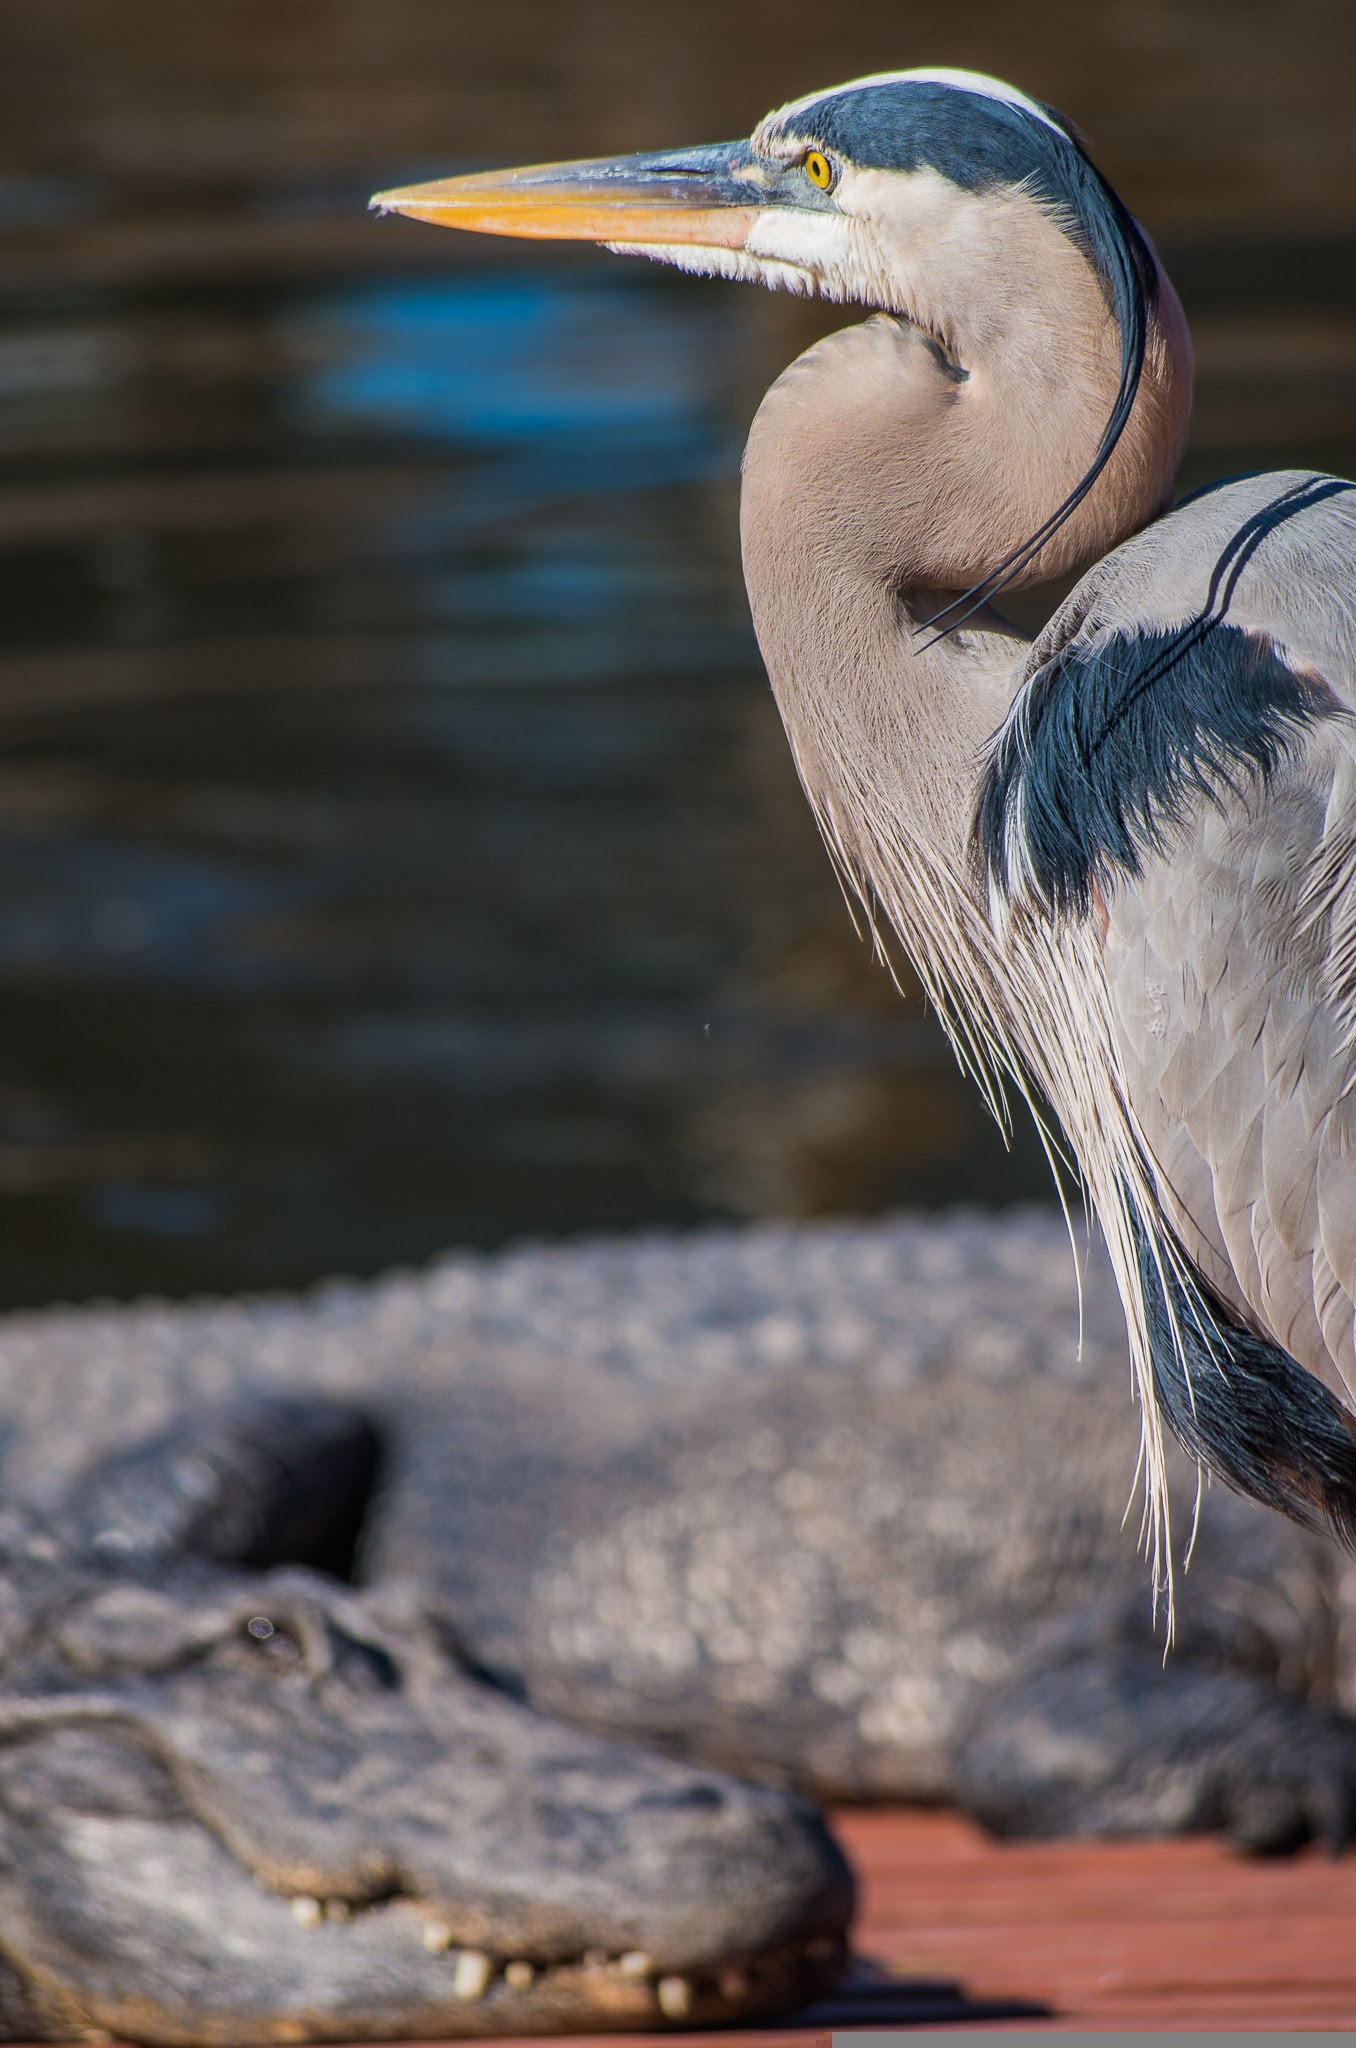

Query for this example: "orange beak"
[371,142,765,251]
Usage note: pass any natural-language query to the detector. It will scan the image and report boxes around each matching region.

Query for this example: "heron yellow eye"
[803,150,835,191]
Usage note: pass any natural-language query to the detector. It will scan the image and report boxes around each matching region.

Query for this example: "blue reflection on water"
[281,269,754,687]
[0,246,948,1302]
[0,841,314,990]
[285,273,734,468]
[92,1182,226,1238]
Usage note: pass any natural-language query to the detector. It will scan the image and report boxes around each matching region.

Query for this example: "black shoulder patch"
[1134,1216,1356,1551]
[977,618,1336,919]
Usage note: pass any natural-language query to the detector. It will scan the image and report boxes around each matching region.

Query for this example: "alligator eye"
[239,1613,300,1661]
[803,150,836,192]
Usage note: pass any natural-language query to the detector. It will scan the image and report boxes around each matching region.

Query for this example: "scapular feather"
[978,618,1339,917]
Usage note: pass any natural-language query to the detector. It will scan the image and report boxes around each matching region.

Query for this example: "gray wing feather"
[1106,765,1356,1395]
[1083,475,1356,1402]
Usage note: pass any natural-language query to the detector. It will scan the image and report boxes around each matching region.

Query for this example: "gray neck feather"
[737,236,1197,1593]
[739,313,1041,1084]
[737,212,1190,1075]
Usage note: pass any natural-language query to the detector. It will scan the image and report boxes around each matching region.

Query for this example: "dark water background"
[0,0,1353,1306]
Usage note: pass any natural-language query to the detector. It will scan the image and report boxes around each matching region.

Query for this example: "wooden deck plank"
[841,1807,1356,2029]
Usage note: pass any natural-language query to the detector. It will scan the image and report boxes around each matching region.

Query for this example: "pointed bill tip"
[369,150,760,248]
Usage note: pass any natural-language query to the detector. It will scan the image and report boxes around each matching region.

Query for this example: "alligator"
[3,1208,1356,2041]
[0,1399,851,2044]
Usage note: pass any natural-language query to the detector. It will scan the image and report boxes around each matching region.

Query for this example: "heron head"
[373,71,1176,600]
[371,68,1143,319]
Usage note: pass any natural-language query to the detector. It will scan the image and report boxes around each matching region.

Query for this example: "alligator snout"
[0,1463,852,2045]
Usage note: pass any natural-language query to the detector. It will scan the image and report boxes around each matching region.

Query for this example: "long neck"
[743,474,1029,1088]
[740,206,1198,1589]
[739,204,1191,1068]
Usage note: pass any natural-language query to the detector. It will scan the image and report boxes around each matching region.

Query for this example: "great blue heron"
[373,69,1356,1591]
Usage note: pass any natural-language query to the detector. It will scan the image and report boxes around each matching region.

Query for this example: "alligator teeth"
[617,1950,652,1979]
[452,1949,493,2002]
[656,1976,693,2019]
[289,1895,322,1930]
[503,1960,535,1991]
[421,1921,454,1955]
